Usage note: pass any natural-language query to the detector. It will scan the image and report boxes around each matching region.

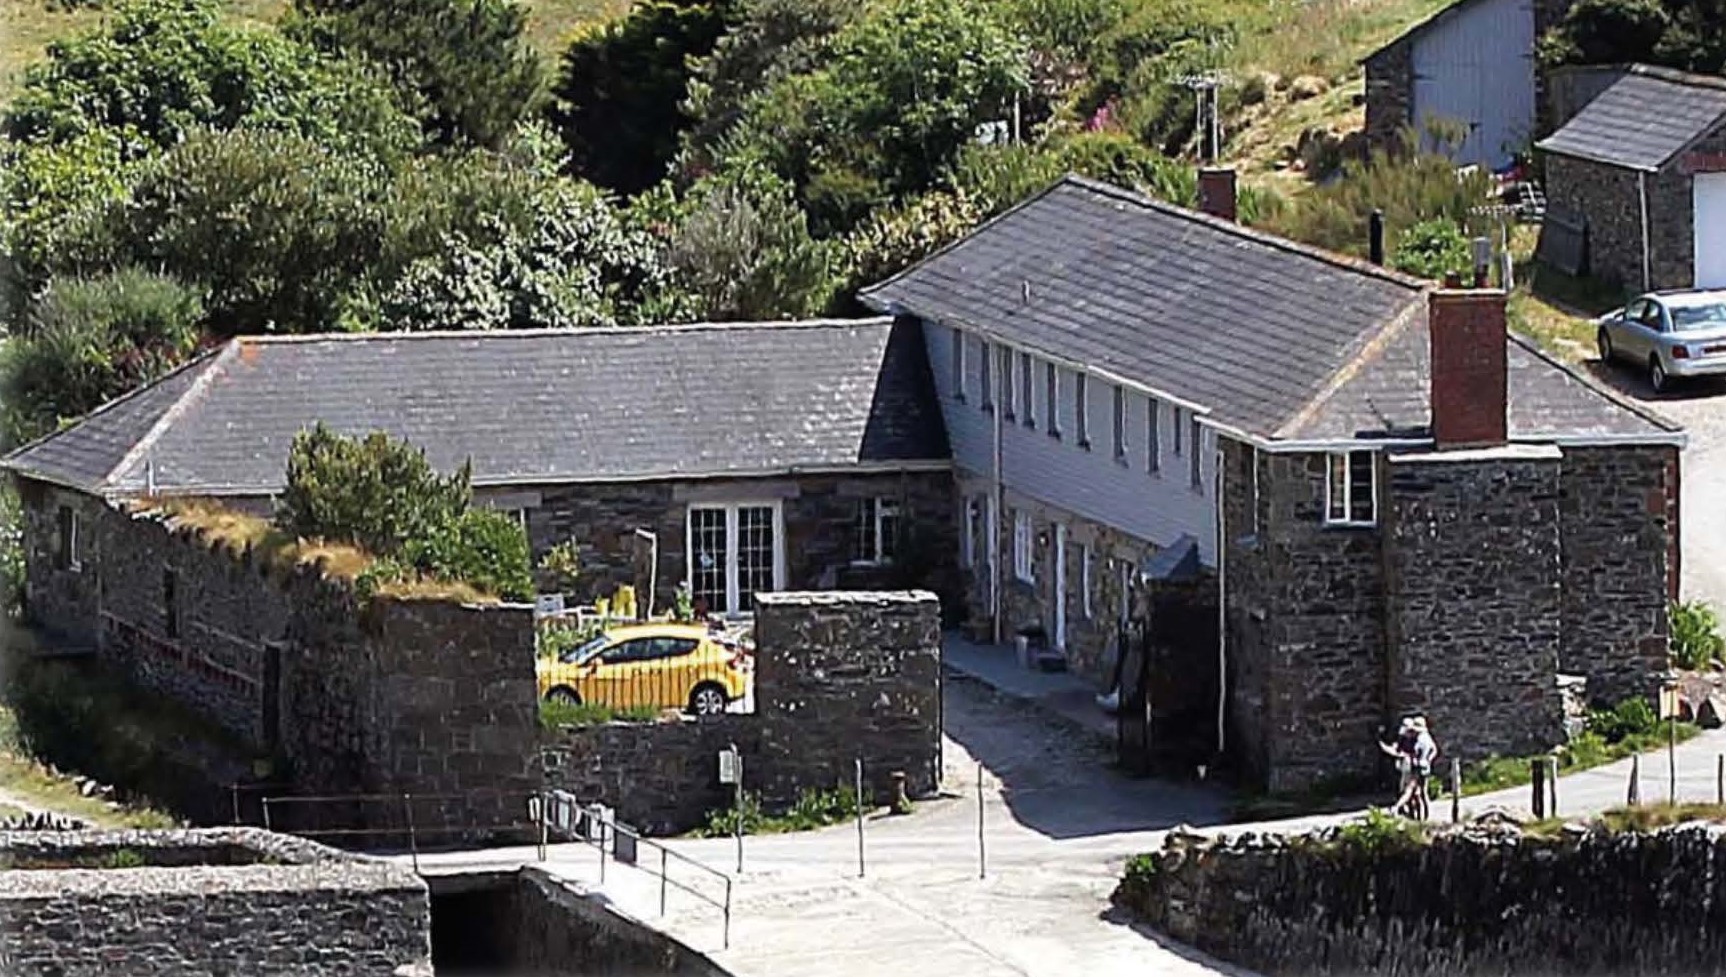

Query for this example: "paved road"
[403,678,1726,977]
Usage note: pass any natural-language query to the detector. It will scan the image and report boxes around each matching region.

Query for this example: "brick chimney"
[1429,289,1508,448]
[1197,167,1237,223]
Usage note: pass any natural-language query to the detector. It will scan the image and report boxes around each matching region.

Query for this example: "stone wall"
[1363,40,1413,157]
[542,717,749,835]
[15,480,106,647]
[1544,152,1645,290]
[1115,817,1726,977]
[1544,64,1629,135]
[1227,450,1389,792]
[1384,447,1567,760]
[523,471,957,615]
[540,592,943,834]
[1559,446,1676,703]
[962,474,1156,687]
[0,827,430,977]
[14,485,541,826]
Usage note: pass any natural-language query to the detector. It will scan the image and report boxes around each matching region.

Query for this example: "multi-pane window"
[951,328,966,401]
[1020,352,1035,428]
[1190,417,1204,490]
[1045,363,1061,439]
[1013,511,1034,583]
[688,503,782,615]
[980,339,993,411]
[1000,345,1016,421]
[1324,451,1378,526]
[854,497,900,564]
[1075,373,1091,447]
[1146,397,1161,474]
[1112,385,1127,462]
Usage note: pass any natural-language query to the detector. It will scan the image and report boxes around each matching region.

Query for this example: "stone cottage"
[863,172,1684,790]
[1537,65,1726,292]
[3,319,956,634]
[1363,0,1575,168]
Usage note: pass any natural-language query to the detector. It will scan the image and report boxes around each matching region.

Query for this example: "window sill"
[1322,520,1379,531]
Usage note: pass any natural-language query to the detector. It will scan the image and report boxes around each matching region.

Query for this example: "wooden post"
[1531,759,1546,819]
[1717,754,1724,805]
[1450,758,1461,824]
[1628,754,1642,807]
[1669,713,1678,804]
[1548,756,1559,817]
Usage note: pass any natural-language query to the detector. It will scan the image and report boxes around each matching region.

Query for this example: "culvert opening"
[427,869,729,977]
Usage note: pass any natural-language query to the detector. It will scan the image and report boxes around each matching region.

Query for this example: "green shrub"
[538,698,658,727]
[1673,600,1725,670]
[1588,697,1660,743]
[400,508,534,602]
[1123,852,1159,886]
[697,785,861,836]
[1391,217,1472,282]
[1335,807,1424,854]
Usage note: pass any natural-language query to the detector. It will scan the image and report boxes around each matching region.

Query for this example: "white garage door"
[1694,172,1726,288]
[1411,0,1536,170]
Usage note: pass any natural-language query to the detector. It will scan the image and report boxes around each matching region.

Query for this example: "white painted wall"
[1694,173,1726,288]
[1411,0,1536,169]
[923,319,1218,565]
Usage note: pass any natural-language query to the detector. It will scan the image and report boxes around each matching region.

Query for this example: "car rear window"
[1672,303,1726,331]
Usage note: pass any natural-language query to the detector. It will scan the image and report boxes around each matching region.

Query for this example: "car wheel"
[1650,356,1671,394]
[689,683,728,717]
[545,686,581,706]
[1597,328,1615,365]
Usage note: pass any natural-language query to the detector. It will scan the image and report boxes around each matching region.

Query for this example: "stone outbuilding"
[1537,65,1726,292]
[1363,0,1574,168]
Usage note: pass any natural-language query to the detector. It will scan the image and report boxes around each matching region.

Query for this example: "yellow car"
[537,623,752,716]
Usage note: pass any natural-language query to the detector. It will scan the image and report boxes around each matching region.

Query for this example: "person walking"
[1379,714,1438,820]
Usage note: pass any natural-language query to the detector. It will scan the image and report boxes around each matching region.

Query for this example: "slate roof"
[861,174,1679,446]
[861,175,1430,438]
[2,319,949,496]
[1284,316,1682,441]
[1537,65,1726,171]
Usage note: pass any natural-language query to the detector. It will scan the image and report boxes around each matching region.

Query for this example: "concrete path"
[398,664,1726,977]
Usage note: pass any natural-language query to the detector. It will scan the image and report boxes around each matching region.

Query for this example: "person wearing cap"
[1379,714,1438,820]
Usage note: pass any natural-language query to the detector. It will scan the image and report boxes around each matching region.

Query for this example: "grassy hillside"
[0,0,629,103]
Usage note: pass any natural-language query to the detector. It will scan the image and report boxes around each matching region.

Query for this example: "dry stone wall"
[0,828,429,977]
[1116,818,1726,977]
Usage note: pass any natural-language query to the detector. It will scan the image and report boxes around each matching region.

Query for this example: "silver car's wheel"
[1597,328,1614,365]
[689,683,728,716]
[1650,356,1671,394]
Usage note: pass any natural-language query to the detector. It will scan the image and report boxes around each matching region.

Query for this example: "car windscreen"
[1671,303,1726,332]
[562,634,610,664]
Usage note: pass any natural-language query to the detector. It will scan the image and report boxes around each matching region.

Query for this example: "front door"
[1052,523,1067,650]
[688,503,782,617]
[1694,172,1726,288]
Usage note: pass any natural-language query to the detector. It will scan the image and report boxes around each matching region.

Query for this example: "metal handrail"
[573,814,733,950]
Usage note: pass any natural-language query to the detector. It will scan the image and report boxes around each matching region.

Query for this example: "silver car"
[1596,290,1726,393]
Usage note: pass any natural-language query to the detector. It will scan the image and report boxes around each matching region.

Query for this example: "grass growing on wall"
[696,785,864,838]
[537,699,661,728]
[1460,699,1700,797]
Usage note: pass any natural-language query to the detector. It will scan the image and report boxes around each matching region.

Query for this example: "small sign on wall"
[718,747,741,785]
[1659,685,1682,720]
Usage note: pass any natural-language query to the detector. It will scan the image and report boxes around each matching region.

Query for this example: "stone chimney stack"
[1197,167,1237,223]
[1428,289,1508,448]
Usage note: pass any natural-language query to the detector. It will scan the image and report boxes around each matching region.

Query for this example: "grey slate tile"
[1537,66,1726,171]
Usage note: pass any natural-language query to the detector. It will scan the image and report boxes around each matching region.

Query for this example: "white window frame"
[1020,351,1036,429]
[1013,510,1034,583]
[1190,417,1204,492]
[854,497,900,565]
[1075,373,1091,448]
[1044,362,1061,439]
[1081,544,1094,619]
[1324,450,1379,527]
[1146,397,1161,474]
[950,327,966,402]
[685,501,786,616]
[1112,385,1128,463]
[59,506,81,572]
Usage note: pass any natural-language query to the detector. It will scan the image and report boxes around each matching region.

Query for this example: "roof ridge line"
[0,344,227,470]
[1629,62,1726,92]
[237,317,894,344]
[1504,330,1685,434]
[1273,294,1428,439]
[105,340,244,491]
[1059,174,1432,291]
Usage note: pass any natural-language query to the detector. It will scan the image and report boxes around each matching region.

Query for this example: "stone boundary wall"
[1115,818,1726,977]
[542,591,942,834]
[0,827,430,976]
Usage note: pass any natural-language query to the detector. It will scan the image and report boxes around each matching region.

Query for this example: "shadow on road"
[940,678,1231,842]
